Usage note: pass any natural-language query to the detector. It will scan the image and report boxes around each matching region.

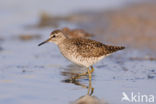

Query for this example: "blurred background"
[0,0,156,104]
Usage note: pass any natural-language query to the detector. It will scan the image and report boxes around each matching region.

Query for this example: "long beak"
[38,38,51,46]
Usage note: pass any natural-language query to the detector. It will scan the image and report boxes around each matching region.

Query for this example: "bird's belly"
[61,51,105,67]
[59,44,105,67]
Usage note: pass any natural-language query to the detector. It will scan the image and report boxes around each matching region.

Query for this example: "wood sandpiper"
[61,27,93,38]
[38,29,125,80]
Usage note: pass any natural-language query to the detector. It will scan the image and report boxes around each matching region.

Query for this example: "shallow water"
[0,35,156,104]
[0,0,156,104]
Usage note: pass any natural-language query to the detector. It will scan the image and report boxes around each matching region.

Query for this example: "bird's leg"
[71,67,93,81]
[88,67,92,81]
[77,66,94,77]
[90,66,94,73]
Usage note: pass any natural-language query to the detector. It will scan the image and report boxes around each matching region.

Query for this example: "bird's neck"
[57,38,68,46]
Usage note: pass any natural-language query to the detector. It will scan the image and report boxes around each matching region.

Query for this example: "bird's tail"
[106,45,125,53]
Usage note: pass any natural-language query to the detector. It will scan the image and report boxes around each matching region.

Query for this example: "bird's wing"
[70,38,124,57]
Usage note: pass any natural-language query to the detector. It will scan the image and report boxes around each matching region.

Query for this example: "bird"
[61,27,93,38]
[38,29,125,81]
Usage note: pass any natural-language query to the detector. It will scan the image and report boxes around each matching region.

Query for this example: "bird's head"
[38,30,66,46]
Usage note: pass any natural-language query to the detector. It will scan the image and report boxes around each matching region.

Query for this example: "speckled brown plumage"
[62,38,125,58]
[38,29,125,80]
[39,29,125,70]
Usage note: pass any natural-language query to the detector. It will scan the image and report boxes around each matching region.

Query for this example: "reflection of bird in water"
[62,64,108,104]
[61,64,89,80]
[38,29,125,81]
[61,64,94,95]
[63,79,108,104]
[62,27,93,38]
[73,95,108,104]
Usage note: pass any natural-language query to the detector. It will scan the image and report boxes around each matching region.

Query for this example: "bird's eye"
[52,35,56,38]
